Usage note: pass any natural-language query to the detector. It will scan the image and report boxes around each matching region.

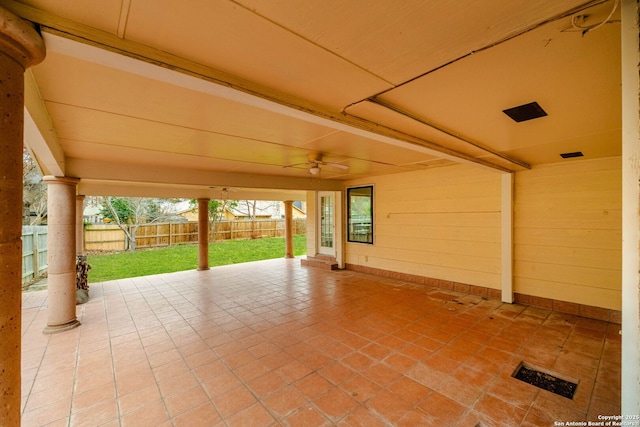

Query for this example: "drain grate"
[513,363,578,399]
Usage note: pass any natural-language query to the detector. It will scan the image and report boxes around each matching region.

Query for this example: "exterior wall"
[345,165,502,289]
[513,157,622,311]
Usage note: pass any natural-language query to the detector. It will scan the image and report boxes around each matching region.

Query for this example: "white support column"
[501,173,514,303]
[334,191,344,269]
[621,0,640,415]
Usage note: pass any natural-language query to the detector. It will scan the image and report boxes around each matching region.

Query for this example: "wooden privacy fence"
[85,219,306,252]
[22,226,48,285]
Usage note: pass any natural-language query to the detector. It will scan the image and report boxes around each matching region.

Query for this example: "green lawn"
[87,235,306,283]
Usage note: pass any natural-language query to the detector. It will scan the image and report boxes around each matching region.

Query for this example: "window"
[347,186,373,244]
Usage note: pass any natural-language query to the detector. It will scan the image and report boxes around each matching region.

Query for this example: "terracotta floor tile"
[262,385,308,419]
[436,375,484,407]
[157,372,198,398]
[342,352,375,371]
[246,371,287,398]
[366,389,413,425]
[417,391,467,425]
[474,393,527,427]
[337,405,388,427]
[152,358,190,383]
[487,376,539,410]
[233,358,271,382]
[318,362,355,386]
[293,372,334,400]
[20,259,620,426]
[276,359,314,384]
[387,375,432,403]
[361,362,401,387]
[339,374,382,403]
[185,349,219,369]
[191,359,228,383]
[117,384,162,415]
[298,349,333,371]
[71,382,116,414]
[312,387,359,422]
[260,349,295,371]
[21,396,71,427]
[283,405,332,426]
[120,400,170,427]
[405,361,450,390]
[69,398,118,427]
[226,402,277,427]
[172,402,221,427]
[164,384,210,417]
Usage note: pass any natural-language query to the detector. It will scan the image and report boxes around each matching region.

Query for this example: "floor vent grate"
[513,362,578,399]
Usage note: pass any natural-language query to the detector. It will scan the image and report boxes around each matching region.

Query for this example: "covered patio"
[1,0,638,425]
[21,259,620,426]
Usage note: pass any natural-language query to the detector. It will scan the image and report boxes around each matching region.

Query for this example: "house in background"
[82,205,103,224]
[224,201,306,220]
[175,200,306,221]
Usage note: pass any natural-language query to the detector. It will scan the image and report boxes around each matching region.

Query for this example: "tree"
[189,199,238,223]
[233,200,278,238]
[22,147,47,225]
[100,197,186,251]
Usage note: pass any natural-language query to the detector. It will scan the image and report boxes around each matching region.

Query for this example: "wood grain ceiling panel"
[32,52,340,149]
[370,7,621,165]
[19,0,122,34]
[234,0,591,85]
[123,0,390,111]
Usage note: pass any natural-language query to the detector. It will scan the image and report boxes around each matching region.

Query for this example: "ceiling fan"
[209,187,238,199]
[284,153,349,175]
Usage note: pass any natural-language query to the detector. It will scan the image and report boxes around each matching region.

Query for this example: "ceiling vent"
[560,151,584,159]
[503,102,548,123]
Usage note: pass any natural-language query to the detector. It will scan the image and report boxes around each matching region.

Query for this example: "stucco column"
[284,200,294,259]
[76,195,85,255]
[43,177,81,334]
[0,7,46,427]
[197,198,210,270]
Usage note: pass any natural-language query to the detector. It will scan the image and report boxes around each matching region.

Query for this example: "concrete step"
[301,255,339,270]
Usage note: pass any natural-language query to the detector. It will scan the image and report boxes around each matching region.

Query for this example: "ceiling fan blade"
[321,161,349,170]
[283,162,309,168]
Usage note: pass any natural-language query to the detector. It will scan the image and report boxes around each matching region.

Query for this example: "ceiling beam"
[78,180,307,201]
[368,98,531,169]
[67,159,343,193]
[23,70,65,176]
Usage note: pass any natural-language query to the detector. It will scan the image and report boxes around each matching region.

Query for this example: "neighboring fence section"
[85,219,306,252]
[22,226,48,285]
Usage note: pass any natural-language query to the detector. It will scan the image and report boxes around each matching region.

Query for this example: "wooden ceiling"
[3,0,621,200]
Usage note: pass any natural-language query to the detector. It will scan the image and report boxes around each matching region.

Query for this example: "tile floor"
[20,258,621,426]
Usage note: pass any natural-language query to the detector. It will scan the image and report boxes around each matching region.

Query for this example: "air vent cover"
[503,102,547,122]
[560,151,584,159]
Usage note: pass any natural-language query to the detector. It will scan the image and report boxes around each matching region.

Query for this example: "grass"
[87,234,306,283]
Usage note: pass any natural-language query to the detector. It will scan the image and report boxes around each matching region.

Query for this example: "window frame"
[347,185,374,244]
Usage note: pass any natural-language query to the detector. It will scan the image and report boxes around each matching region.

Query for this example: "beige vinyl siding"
[513,157,622,310]
[345,164,502,289]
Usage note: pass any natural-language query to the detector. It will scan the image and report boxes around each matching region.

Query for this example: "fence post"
[32,227,38,282]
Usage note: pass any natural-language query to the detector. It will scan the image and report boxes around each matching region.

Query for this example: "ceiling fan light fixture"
[309,166,321,175]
